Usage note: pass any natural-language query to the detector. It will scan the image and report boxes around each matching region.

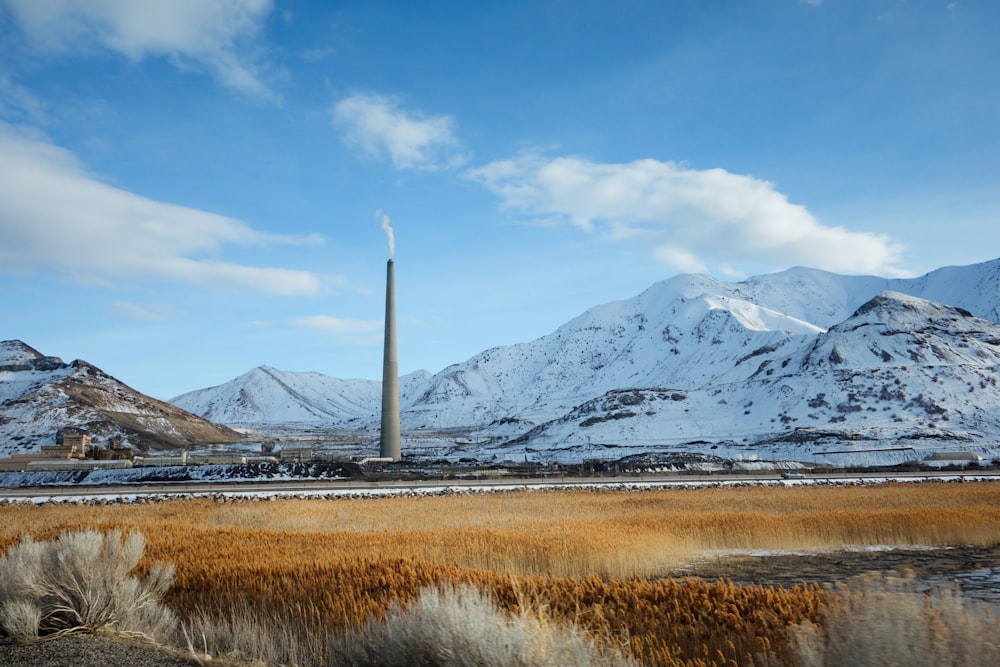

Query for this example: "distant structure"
[924,451,984,464]
[380,259,401,461]
[56,428,92,458]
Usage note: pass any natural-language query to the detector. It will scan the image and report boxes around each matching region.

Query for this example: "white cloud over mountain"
[0,0,275,99]
[468,153,906,277]
[291,315,383,344]
[0,124,323,295]
[332,93,466,170]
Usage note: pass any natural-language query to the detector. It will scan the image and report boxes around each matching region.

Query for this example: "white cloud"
[332,93,466,170]
[0,0,276,100]
[467,153,907,277]
[0,124,323,295]
[291,315,383,344]
[653,246,707,274]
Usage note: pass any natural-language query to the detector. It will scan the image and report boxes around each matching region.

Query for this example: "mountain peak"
[0,340,65,371]
[1,339,44,363]
[848,291,977,327]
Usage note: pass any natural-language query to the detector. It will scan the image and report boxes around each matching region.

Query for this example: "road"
[2,468,998,501]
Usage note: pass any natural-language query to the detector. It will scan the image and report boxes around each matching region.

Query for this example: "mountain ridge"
[168,258,1000,464]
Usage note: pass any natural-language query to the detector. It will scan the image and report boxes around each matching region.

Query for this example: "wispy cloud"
[0,123,323,295]
[0,73,49,125]
[109,301,172,322]
[0,0,277,100]
[332,93,467,170]
[291,315,383,344]
[468,153,906,277]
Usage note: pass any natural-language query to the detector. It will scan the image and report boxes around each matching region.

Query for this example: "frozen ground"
[672,543,1000,604]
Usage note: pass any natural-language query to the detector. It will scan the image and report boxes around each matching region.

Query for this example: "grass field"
[3,482,999,665]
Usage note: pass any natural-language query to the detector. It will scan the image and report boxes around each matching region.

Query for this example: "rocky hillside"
[0,340,244,456]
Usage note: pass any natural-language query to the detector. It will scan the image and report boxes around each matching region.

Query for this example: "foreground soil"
[0,633,199,667]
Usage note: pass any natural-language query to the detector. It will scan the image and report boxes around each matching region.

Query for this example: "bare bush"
[0,530,176,643]
[787,574,1000,667]
[328,583,635,667]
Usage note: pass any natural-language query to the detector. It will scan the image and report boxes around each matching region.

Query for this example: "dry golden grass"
[4,483,999,577]
[2,482,998,666]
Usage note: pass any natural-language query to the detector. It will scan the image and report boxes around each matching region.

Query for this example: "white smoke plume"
[376,210,395,259]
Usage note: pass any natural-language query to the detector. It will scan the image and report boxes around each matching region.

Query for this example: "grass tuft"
[329,583,635,666]
[788,574,1000,667]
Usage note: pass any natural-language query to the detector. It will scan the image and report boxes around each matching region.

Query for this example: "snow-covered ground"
[3,465,997,500]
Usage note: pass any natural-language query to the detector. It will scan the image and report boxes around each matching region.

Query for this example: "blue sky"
[1,0,998,400]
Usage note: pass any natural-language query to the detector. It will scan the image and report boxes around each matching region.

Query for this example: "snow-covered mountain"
[172,258,1000,464]
[0,340,244,456]
[511,291,1000,464]
[171,365,433,425]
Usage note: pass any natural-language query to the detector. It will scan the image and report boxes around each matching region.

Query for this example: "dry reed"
[2,482,998,666]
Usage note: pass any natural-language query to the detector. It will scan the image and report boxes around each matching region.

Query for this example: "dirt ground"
[0,633,200,667]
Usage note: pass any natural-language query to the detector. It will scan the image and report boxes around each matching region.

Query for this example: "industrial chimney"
[380,259,401,461]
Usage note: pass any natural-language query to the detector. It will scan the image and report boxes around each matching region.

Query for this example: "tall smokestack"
[380,258,401,461]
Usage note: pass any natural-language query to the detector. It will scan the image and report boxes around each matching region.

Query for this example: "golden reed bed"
[2,482,999,665]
